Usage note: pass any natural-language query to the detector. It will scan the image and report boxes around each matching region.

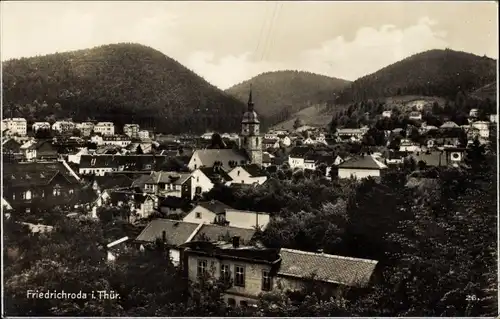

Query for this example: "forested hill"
[333,49,497,104]
[225,70,350,127]
[2,43,247,134]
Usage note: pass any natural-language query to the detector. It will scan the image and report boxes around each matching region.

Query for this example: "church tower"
[241,86,262,165]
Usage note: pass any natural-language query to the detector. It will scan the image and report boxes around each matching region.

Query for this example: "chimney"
[162,231,166,243]
[232,236,240,248]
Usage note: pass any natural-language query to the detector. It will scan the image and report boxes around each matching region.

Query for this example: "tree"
[136,145,144,154]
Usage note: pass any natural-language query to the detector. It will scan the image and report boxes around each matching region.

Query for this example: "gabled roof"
[440,121,459,129]
[196,200,233,215]
[144,171,192,186]
[278,248,378,287]
[135,219,200,246]
[3,161,79,188]
[239,164,266,177]
[198,166,233,183]
[410,151,447,167]
[192,224,256,243]
[2,139,22,152]
[289,146,313,158]
[338,155,388,170]
[93,174,133,190]
[194,149,249,167]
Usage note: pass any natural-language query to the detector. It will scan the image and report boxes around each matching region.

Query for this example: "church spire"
[247,84,254,111]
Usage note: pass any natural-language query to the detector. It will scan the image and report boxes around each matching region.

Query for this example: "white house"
[67,147,90,164]
[52,121,76,133]
[32,122,51,132]
[409,111,422,121]
[469,109,479,118]
[183,200,233,224]
[183,200,270,230]
[471,121,490,139]
[94,122,115,136]
[20,140,37,161]
[138,130,150,140]
[337,155,388,179]
[399,139,422,153]
[201,132,214,140]
[288,146,311,169]
[382,110,392,118]
[228,164,268,185]
[278,135,292,147]
[101,135,132,147]
[2,118,27,136]
[489,114,497,123]
[123,124,140,138]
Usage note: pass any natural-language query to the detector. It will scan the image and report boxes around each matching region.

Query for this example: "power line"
[260,1,280,62]
[262,2,283,62]
[254,3,271,60]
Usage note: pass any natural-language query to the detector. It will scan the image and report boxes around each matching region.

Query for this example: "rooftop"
[135,219,200,246]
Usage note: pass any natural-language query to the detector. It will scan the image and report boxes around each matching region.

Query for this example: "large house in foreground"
[183,240,378,307]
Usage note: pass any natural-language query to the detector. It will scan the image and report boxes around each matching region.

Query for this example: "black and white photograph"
[1,0,498,317]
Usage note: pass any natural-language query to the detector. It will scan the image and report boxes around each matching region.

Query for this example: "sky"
[1,1,498,89]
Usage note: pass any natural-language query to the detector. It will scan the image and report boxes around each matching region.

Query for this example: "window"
[262,270,272,291]
[228,298,236,307]
[235,265,245,287]
[24,190,32,200]
[195,186,202,194]
[197,259,207,277]
[195,212,201,219]
[91,158,96,166]
[69,189,74,194]
[196,176,199,182]
[256,137,259,146]
[220,264,230,283]
[53,188,61,196]
[237,170,240,176]
[194,164,197,169]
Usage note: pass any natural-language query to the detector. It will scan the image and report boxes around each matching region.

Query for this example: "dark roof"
[135,219,200,246]
[263,138,278,144]
[198,166,233,183]
[262,152,273,163]
[2,139,22,152]
[3,161,79,188]
[338,155,388,170]
[289,146,313,158]
[159,196,191,209]
[410,151,447,167]
[192,224,256,243]
[94,174,133,190]
[278,248,378,287]
[80,155,168,170]
[197,200,233,215]
[194,149,249,167]
[240,164,266,177]
[183,241,280,264]
[143,171,192,185]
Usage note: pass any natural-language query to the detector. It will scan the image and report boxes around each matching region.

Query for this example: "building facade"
[2,118,27,136]
[94,122,115,136]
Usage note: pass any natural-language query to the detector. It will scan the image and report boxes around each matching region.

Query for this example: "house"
[123,124,140,139]
[158,196,193,216]
[91,190,158,220]
[101,135,132,148]
[135,219,202,266]
[67,148,90,164]
[182,240,378,307]
[21,222,54,234]
[135,169,214,200]
[2,118,27,136]
[183,201,270,230]
[183,200,234,224]
[126,142,153,154]
[52,121,76,134]
[337,155,388,179]
[427,137,460,149]
[262,152,275,167]
[106,236,129,262]
[32,122,51,132]
[408,111,422,121]
[2,197,13,211]
[333,156,344,166]
[385,151,408,165]
[382,110,392,118]
[138,130,150,140]
[89,174,133,194]
[23,140,59,161]
[399,139,421,153]
[198,166,234,186]
[3,161,81,212]
[469,109,479,118]
[336,128,368,140]
[191,224,257,243]
[489,114,497,123]
[94,122,115,136]
[79,155,167,176]
[2,139,23,161]
[288,146,312,169]
[470,121,490,139]
[410,148,465,168]
[263,138,279,149]
[228,164,268,185]
[278,135,292,147]
[188,149,249,171]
